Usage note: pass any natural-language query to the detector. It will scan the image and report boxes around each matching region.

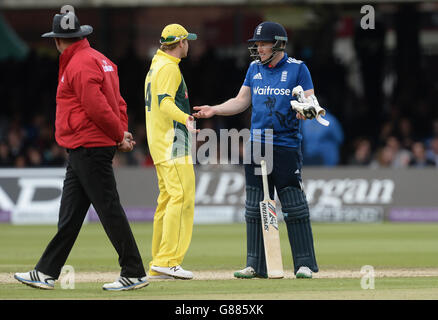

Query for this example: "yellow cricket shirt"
[145,49,191,164]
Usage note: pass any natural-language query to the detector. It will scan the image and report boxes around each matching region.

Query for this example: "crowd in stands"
[1,45,437,169]
[347,118,438,168]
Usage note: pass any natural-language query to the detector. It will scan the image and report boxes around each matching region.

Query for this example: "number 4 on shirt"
[145,82,151,112]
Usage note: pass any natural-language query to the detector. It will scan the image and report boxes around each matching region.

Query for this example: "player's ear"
[54,38,61,52]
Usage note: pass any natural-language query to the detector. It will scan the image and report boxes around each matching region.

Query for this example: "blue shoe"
[102,276,149,291]
[14,270,55,290]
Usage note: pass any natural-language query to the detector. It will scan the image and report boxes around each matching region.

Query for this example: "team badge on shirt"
[281,71,288,82]
[101,60,114,72]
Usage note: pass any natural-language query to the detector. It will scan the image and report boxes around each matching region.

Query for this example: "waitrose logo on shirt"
[253,86,291,96]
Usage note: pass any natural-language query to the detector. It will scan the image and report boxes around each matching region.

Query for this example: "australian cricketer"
[145,24,198,280]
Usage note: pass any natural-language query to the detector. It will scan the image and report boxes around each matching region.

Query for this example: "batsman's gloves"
[291,102,317,120]
[290,85,330,126]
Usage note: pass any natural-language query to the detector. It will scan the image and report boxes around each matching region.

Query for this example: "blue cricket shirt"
[243,53,314,148]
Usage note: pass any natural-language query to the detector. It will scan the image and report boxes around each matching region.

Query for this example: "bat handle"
[260,160,270,200]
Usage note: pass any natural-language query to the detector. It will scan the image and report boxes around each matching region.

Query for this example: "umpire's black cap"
[248,21,288,43]
[42,12,93,38]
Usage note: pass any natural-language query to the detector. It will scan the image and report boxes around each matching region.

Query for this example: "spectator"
[397,117,415,150]
[302,110,344,166]
[426,137,438,167]
[26,147,44,167]
[409,141,436,167]
[8,129,25,160]
[378,120,395,147]
[370,145,395,168]
[26,114,46,147]
[34,122,55,152]
[14,155,27,168]
[425,118,438,147]
[44,144,67,166]
[385,135,411,168]
[348,137,372,166]
[0,142,13,167]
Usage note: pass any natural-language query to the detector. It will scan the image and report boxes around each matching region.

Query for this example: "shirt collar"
[265,52,288,69]
[59,38,90,79]
[60,38,90,64]
[156,49,181,64]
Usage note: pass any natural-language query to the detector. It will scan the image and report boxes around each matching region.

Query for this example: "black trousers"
[35,146,146,279]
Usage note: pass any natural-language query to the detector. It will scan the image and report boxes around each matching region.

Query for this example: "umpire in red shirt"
[14,12,148,291]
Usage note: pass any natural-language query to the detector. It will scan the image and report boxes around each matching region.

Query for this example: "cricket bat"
[259,160,284,279]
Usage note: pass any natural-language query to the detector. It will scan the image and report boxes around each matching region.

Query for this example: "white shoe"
[151,265,193,280]
[296,266,312,279]
[102,276,149,291]
[14,270,55,290]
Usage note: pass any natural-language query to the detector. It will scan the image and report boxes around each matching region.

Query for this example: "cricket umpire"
[193,21,319,279]
[14,11,148,291]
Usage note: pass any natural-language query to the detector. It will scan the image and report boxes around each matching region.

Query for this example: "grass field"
[2,222,438,301]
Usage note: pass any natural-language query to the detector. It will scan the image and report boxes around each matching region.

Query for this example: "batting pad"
[245,186,268,278]
[278,186,319,274]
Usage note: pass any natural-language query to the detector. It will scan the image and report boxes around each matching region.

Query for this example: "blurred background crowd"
[1,1,437,168]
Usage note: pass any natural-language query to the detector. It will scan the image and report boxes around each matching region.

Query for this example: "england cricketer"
[193,21,319,279]
[145,24,198,280]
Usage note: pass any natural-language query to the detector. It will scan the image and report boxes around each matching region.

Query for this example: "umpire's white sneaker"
[14,270,55,290]
[151,265,193,280]
[102,276,149,291]
[296,266,313,279]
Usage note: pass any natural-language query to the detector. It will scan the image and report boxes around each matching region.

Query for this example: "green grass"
[4,277,438,300]
[313,223,438,268]
[2,222,438,300]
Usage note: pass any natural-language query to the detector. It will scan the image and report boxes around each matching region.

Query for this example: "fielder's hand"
[186,115,200,133]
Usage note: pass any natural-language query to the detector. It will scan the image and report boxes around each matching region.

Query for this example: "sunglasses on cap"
[160,35,187,44]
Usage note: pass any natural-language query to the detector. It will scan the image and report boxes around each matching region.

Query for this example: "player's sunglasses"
[160,35,185,44]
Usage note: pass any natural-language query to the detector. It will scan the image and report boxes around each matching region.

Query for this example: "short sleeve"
[242,63,254,87]
[297,63,314,91]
